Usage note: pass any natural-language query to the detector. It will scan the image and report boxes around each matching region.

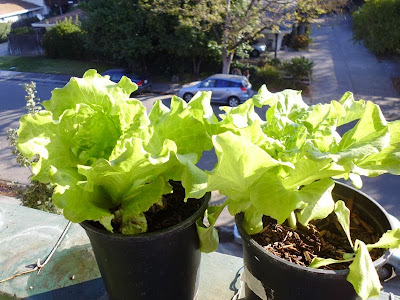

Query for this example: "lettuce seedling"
[17,70,216,234]
[199,86,400,299]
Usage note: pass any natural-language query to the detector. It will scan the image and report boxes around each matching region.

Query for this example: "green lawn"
[0,56,119,76]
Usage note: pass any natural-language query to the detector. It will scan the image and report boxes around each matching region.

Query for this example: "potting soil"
[252,198,384,270]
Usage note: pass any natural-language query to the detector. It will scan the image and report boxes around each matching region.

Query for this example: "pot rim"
[80,192,211,241]
[236,181,394,275]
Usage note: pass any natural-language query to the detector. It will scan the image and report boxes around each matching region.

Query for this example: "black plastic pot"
[81,192,210,300]
[236,181,396,300]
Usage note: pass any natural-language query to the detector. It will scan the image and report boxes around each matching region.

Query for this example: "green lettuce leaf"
[334,200,354,249]
[17,71,215,234]
[309,256,354,269]
[296,179,335,226]
[347,240,382,300]
[336,101,390,164]
[250,172,302,225]
[196,203,228,253]
[207,132,287,204]
[366,229,400,250]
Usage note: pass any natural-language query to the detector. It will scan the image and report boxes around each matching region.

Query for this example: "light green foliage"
[207,87,400,233]
[6,82,57,213]
[198,86,400,298]
[196,203,228,252]
[348,241,382,300]
[334,200,353,248]
[42,18,85,59]
[367,228,400,250]
[0,22,10,43]
[353,0,400,55]
[310,202,400,299]
[309,256,354,269]
[281,56,314,79]
[296,0,349,23]
[17,70,216,234]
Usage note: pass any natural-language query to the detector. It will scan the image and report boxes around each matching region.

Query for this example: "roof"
[32,9,84,27]
[0,0,42,19]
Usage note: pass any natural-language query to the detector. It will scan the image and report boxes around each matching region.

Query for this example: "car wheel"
[250,49,260,58]
[183,93,194,102]
[228,96,240,107]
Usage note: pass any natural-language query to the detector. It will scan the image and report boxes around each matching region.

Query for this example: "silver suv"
[178,74,255,107]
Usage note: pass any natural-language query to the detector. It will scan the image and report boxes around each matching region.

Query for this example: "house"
[0,0,49,23]
[258,0,297,53]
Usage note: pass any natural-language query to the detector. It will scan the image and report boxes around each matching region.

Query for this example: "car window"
[215,80,230,87]
[110,73,122,82]
[200,79,216,88]
[229,81,241,87]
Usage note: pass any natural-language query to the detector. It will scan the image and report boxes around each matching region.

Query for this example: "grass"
[0,56,119,76]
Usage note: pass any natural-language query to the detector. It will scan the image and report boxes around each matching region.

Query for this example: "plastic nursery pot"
[235,181,396,300]
[81,191,211,300]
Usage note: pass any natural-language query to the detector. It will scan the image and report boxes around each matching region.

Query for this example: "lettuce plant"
[17,70,215,234]
[199,86,400,299]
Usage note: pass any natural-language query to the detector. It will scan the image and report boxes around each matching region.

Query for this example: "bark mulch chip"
[253,199,384,270]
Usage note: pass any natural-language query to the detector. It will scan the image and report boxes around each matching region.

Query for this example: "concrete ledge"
[0,203,242,300]
[0,203,398,299]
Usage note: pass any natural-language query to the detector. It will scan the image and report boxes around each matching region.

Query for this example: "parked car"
[250,43,267,57]
[178,74,255,107]
[101,69,151,92]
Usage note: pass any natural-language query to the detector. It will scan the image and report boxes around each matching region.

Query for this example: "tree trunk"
[221,0,232,74]
[221,49,233,74]
[193,57,202,75]
[298,22,307,35]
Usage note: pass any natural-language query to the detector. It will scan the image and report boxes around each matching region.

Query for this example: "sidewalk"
[0,70,182,95]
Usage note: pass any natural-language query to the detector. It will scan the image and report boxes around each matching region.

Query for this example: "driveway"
[279,15,400,118]
[277,14,400,219]
[0,42,8,56]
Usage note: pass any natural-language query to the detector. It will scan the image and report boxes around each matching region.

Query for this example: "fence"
[8,30,44,56]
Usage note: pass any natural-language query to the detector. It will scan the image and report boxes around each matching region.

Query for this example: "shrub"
[10,26,31,35]
[0,22,10,43]
[10,16,39,30]
[230,61,259,75]
[353,0,400,55]
[252,64,282,90]
[289,34,312,51]
[43,18,86,59]
[281,56,313,79]
[265,57,281,67]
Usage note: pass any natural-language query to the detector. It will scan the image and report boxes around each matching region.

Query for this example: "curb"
[0,70,69,85]
[0,70,182,95]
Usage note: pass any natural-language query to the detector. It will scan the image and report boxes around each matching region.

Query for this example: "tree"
[295,0,349,34]
[81,0,219,74]
[144,0,295,74]
[45,0,69,15]
[81,0,169,71]
[353,0,400,55]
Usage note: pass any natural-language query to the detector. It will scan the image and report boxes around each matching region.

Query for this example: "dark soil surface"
[105,181,203,234]
[253,198,384,270]
[145,181,202,232]
[0,180,24,198]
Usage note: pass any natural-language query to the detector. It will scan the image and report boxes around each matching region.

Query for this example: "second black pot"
[81,192,210,300]
[236,182,395,300]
